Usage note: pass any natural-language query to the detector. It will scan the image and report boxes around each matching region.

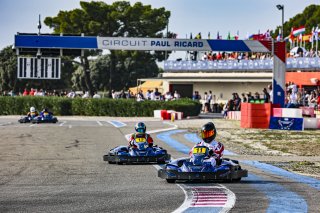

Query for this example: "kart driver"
[27,106,39,118]
[40,108,53,117]
[190,122,225,167]
[128,122,154,148]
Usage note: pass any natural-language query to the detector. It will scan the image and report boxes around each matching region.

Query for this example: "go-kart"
[31,112,58,124]
[18,116,36,123]
[158,145,248,183]
[103,138,171,164]
[18,112,38,123]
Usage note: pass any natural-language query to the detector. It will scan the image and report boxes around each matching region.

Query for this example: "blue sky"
[0,0,319,50]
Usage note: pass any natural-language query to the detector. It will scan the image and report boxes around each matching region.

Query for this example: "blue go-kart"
[158,145,248,183]
[103,138,171,164]
[31,112,58,124]
[18,114,37,123]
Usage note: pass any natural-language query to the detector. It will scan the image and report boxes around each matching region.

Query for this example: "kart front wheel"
[232,178,241,182]
[166,179,176,183]
[108,161,116,164]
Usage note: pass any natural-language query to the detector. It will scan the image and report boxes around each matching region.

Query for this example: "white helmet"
[30,107,35,112]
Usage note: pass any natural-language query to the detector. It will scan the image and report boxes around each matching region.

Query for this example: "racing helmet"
[30,107,36,112]
[201,122,217,143]
[135,122,146,133]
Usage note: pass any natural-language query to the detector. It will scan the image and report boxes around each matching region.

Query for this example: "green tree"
[272,4,320,50]
[0,45,74,94]
[44,1,171,95]
[0,46,17,93]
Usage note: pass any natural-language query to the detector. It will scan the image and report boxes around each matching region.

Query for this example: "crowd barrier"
[164,58,320,71]
[154,110,183,120]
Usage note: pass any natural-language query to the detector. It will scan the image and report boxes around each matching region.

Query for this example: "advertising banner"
[269,117,304,131]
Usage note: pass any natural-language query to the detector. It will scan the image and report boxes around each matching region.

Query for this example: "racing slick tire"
[166,179,176,184]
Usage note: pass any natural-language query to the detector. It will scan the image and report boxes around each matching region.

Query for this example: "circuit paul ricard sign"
[14,34,285,107]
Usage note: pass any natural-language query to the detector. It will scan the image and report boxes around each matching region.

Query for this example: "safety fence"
[164,58,320,71]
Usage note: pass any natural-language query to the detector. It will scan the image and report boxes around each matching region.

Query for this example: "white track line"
[107,120,127,128]
[59,121,66,126]
[96,121,103,126]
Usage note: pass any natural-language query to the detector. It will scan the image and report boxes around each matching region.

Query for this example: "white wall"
[193,82,269,103]
[162,81,270,103]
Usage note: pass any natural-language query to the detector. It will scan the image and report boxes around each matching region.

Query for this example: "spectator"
[93,92,101,99]
[154,88,161,100]
[308,91,317,108]
[263,88,270,103]
[286,90,298,108]
[164,91,172,101]
[67,90,76,98]
[137,90,144,102]
[146,90,151,100]
[268,84,273,103]
[82,91,90,98]
[22,88,29,96]
[247,92,254,103]
[119,90,126,99]
[300,90,309,106]
[241,93,247,103]
[192,91,201,101]
[173,90,180,100]
[254,92,260,102]
[29,88,35,96]
[233,93,241,111]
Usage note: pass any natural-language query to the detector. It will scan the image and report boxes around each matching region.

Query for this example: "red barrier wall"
[241,103,272,129]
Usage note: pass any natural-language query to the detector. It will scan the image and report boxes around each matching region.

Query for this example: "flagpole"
[316,38,318,57]
[316,25,319,56]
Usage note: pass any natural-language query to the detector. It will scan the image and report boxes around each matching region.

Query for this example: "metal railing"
[164,57,320,71]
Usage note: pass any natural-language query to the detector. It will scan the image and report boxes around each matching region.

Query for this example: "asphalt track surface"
[0,117,319,213]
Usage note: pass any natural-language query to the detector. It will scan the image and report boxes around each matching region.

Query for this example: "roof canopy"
[129,80,163,95]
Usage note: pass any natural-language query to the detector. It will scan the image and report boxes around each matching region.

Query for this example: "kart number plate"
[135,138,146,143]
[193,147,207,154]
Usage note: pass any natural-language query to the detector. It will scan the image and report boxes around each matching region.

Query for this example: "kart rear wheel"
[108,161,116,164]
[233,178,241,182]
[166,179,176,183]
[117,162,124,165]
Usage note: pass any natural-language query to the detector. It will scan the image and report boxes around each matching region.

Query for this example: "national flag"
[246,32,249,40]
[234,30,239,40]
[310,27,315,43]
[289,28,295,44]
[315,26,319,41]
[298,33,302,41]
[276,29,281,41]
[250,33,265,40]
[264,29,271,40]
[293,26,306,36]
[195,32,201,39]
[216,31,222,40]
